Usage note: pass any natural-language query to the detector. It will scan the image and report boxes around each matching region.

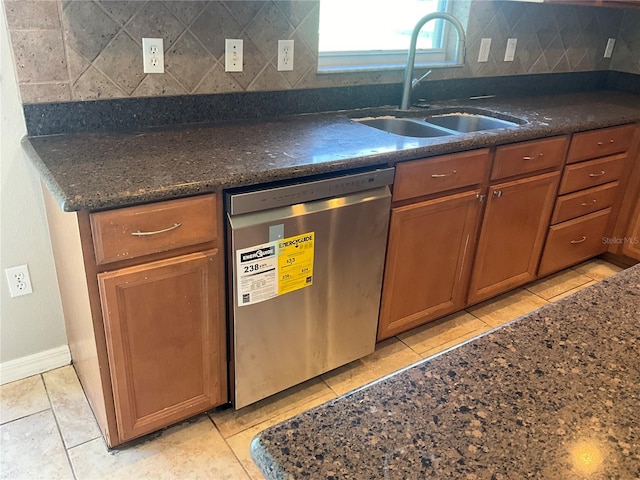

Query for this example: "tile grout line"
[205,414,254,480]
[40,372,79,480]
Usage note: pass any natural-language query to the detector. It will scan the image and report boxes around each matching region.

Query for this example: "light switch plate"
[604,38,615,58]
[225,39,243,72]
[504,38,517,62]
[478,38,491,63]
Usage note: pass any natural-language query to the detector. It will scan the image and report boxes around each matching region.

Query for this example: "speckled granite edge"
[24,89,640,212]
[250,265,640,479]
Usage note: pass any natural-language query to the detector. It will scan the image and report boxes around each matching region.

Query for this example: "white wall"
[0,1,68,383]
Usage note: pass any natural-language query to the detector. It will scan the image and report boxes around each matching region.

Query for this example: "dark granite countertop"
[24,90,640,212]
[251,264,640,479]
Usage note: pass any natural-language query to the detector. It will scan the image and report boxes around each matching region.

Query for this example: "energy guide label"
[236,232,315,306]
[278,232,314,295]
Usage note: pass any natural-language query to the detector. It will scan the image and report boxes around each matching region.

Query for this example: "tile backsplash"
[3,0,639,104]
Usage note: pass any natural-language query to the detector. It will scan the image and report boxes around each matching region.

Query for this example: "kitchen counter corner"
[251,264,640,479]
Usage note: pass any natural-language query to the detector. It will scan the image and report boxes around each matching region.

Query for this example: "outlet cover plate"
[142,38,164,74]
[5,265,33,297]
[277,39,294,71]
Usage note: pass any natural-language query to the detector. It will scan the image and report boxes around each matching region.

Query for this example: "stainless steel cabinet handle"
[570,236,587,244]
[476,193,485,202]
[597,139,614,145]
[522,153,543,160]
[493,190,503,197]
[580,199,597,206]
[431,170,457,178]
[589,170,606,177]
[131,222,182,236]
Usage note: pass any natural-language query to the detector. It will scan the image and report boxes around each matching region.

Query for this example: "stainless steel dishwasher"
[227,167,395,408]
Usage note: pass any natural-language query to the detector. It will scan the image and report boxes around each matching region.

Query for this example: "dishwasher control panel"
[227,167,395,215]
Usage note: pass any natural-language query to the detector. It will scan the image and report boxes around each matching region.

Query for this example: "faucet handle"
[412,69,432,88]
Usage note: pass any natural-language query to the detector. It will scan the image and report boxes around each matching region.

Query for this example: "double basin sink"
[355,109,525,138]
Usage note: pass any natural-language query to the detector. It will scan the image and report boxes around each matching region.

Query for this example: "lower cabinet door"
[98,250,225,443]
[378,190,482,340]
[467,172,560,305]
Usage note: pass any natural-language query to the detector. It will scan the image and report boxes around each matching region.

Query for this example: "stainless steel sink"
[423,113,520,132]
[356,118,454,138]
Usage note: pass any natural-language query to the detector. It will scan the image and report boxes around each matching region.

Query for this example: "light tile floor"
[0,259,623,480]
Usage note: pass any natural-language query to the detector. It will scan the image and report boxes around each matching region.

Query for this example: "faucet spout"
[399,12,466,111]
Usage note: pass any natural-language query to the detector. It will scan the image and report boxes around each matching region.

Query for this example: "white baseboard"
[0,345,71,385]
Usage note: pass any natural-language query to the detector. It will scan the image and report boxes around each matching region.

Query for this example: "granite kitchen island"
[251,264,640,479]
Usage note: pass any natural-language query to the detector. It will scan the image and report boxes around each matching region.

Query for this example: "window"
[318,0,450,73]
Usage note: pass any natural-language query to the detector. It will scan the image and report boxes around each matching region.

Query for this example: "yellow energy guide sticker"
[278,232,314,295]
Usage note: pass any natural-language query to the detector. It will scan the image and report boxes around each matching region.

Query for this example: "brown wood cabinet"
[539,124,637,276]
[98,250,224,441]
[378,190,483,340]
[467,171,560,305]
[43,191,227,447]
[621,198,640,259]
[377,149,490,340]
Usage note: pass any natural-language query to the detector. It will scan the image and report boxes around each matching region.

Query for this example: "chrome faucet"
[399,12,466,111]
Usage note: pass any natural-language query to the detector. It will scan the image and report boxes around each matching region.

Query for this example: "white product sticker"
[236,242,278,306]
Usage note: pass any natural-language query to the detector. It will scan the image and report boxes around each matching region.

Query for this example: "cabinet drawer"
[393,149,490,201]
[91,195,217,265]
[491,136,567,181]
[538,208,611,277]
[558,154,626,195]
[551,181,619,224]
[566,124,635,164]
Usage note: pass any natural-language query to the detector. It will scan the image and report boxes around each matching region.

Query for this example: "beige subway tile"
[573,259,623,282]
[548,280,597,303]
[398,311,492,357]
[209,377,335,439]
[68,415,248,480]
[0,375,49,424]
[321,338,422,397]
[0,410,73,479]
[467,288,549,328]
[526,269,594,300]
[42,366,101,448]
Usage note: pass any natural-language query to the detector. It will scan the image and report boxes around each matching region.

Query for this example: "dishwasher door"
[228,181,392,408]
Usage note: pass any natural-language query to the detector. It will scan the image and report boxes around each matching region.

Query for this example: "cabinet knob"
[588,170,606,178]
[493,190,503,197]
[131,223,182,236]
[431,170,457,178]
[570,236,587,244]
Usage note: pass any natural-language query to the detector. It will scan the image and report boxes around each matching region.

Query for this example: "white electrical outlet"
[142,38,164,74]
[5,265,33,298]
[478,38,491,63]
[277,39,294,71]
[225,39,243,72]
[504,38,517,62]
[604,38,616,58]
